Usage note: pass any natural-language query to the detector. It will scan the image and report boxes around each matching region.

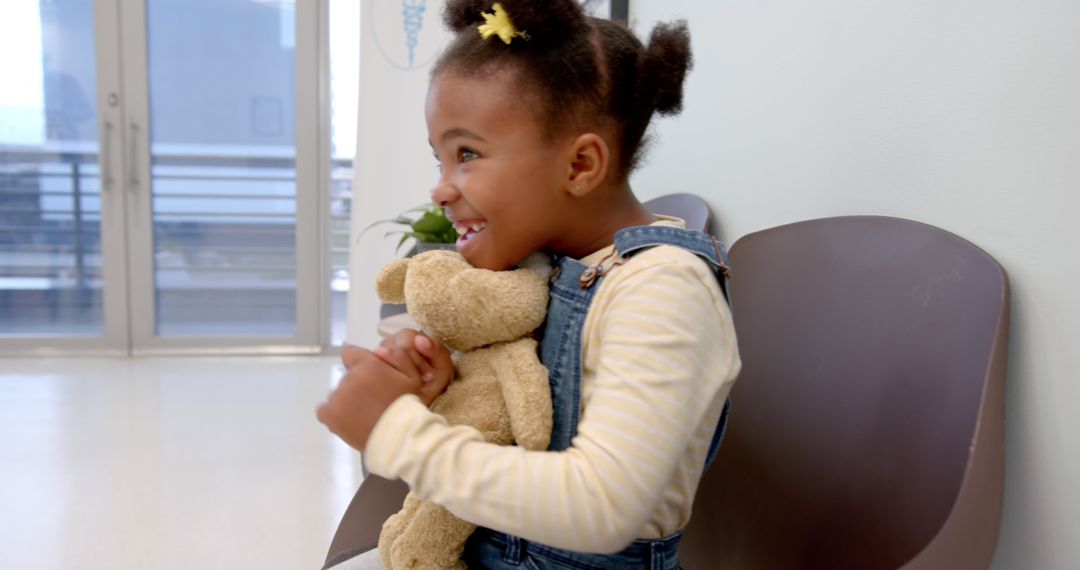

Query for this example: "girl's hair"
[435,0,693,179]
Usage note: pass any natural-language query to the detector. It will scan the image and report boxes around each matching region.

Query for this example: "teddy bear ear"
[374,258,409,304]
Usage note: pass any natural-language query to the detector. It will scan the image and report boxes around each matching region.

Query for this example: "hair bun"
[641,20,693,116]
[442,0,489,31]
[443,0,586,44]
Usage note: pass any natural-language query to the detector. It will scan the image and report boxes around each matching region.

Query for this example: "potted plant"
[362,204,459,254]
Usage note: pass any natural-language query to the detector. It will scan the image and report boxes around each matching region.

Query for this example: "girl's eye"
[457,148,479,163]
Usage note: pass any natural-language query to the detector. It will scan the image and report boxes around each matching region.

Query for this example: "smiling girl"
[318,1,740,568]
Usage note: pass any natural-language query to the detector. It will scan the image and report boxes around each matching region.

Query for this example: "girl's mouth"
[454,221,487,244]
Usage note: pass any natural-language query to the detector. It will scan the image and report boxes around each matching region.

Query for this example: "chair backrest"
[643,192,713,234]
[681,216,1009,569]
[324,474,408,569]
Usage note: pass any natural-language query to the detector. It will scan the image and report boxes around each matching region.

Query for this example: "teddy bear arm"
[494,338,554,452]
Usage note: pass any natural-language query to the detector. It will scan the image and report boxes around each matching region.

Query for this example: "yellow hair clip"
[478,3,528,44]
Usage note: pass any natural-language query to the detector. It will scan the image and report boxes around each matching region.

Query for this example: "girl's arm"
[364,248,740,553]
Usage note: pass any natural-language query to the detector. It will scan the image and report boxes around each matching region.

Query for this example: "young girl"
[317,1,740,568]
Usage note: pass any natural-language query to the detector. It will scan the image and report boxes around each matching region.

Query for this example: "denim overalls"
[462,225,733,570]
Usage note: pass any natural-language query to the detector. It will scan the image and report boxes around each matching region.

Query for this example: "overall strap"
[541,254,603,451]
[614,225,731,286]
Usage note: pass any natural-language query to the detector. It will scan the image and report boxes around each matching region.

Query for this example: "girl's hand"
[317,345,451,451]
[374,329,454,407]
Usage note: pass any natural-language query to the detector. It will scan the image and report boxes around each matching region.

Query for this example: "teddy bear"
[373,249,554,570]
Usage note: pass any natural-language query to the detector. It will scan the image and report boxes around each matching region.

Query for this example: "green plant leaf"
[359,215,414,237]
[360,204,459,249]
[411,210,453,233]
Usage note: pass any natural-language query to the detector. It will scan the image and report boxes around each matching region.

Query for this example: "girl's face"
[426,70,570,271]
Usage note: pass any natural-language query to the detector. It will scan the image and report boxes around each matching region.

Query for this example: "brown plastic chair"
[324,193,719,568]
[680,216,1010,569]
[324,474,408,568]
[643,192,713,234]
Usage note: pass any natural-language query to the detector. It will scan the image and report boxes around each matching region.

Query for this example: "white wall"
[346,0,450,349]
[629,1,1080,568]
[347,1,1079,565]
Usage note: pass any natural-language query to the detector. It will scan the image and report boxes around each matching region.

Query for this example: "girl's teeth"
[456,222,486,234]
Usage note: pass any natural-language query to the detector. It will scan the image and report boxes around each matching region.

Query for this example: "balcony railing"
[0,143,353,336]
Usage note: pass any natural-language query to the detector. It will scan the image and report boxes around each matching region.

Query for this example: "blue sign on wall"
[371,0,442,71]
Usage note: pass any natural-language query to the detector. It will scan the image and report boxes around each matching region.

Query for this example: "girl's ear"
[565,133,609,198]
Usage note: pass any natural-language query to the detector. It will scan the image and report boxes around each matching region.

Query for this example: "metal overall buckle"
[579,249,624,289]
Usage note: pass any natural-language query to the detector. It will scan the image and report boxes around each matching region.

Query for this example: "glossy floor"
[0,356,364,570]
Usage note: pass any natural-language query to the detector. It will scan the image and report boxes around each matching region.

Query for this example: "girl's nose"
[430,178,459,207]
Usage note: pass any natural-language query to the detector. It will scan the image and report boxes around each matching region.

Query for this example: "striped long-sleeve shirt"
[365,218,741,553]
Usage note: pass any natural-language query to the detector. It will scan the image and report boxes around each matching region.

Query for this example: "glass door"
[0,0,326,354]
[120,0,321,352]
[0,0,129,353]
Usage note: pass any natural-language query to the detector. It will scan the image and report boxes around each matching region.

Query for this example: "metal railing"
[1,144,354,331]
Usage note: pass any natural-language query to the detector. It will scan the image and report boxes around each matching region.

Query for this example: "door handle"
[101,120,114,192]
[128,122,140,193]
